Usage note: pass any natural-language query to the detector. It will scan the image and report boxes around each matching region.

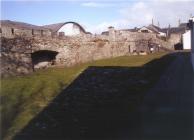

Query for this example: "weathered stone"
[1,25,178,77]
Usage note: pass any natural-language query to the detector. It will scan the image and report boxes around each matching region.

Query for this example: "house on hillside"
[138,24,166,37]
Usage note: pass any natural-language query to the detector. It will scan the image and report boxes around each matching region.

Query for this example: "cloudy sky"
[1,0,194,34]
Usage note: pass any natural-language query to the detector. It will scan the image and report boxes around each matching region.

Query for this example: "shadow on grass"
[13,52,178,140]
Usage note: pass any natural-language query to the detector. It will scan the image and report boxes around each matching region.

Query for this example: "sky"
[1,0,194,34]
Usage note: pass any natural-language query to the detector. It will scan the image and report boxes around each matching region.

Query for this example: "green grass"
[1,52,174,140]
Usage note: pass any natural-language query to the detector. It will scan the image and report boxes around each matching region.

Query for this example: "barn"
[43,22,87,37]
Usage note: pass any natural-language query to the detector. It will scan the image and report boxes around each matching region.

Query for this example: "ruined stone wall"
[167,33,182,47]
[1,26,14,38]
[34,36,129,67]
[1,28,175,77]
[1,37,33,77]
[1,35,130,77]
[1,25,52,38]
[108,30,173,52]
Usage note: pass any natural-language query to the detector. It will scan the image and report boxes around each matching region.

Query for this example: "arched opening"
[174,43,183,50]
[128,45,130,53]
[11,28,14,35]
[31,50,58,69]
[41,30,44,36]
[32,29,34,35]
[141,30,149,33]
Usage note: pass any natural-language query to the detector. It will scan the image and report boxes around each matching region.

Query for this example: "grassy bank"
[1,52,175,140]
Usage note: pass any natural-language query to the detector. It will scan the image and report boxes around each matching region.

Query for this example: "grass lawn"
[1,52,175,140]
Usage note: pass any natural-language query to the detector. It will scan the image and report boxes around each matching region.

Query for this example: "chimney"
[157,21,160,27]
[178,19,181,26]
[108,26,115,41]
[168,24,171,29]
[152,18,154,25]
[167,24,171,38]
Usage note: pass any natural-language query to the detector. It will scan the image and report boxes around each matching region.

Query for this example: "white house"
[183,30,191,49]
[138,24,166,37]
[138,26,154,33]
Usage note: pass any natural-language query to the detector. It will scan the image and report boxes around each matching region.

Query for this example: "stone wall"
[1,26,14,38]
[1,37,33,77]
[1,27,177,77]
[0,25,52,38]
[168,33,182,48]
[0,36,129,77]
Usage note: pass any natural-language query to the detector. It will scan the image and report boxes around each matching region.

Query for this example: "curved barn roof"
[43,22,86,33]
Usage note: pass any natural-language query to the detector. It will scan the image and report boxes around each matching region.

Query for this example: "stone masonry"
[1,23,179,77]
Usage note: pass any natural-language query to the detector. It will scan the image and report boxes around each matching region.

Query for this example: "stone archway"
[31,50,59,69]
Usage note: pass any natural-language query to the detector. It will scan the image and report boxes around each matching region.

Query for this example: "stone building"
[101,25,171,54]
[138,24,166,37]
[0,20,52,38]
[162,24,187,49]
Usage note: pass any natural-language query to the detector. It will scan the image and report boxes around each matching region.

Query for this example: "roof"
[138,25,160,34]
[101,27,139,35]
[0,20,49,30]
[147,24,163,33]
[119,28,139,32]
[43,22,86,33]
[179,23,188,28]
[86,32,92,35]
[162,27,186,34]
[101,31,109,35]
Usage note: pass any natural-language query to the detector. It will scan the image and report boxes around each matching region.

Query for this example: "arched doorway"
[31,50,58,70]
[174,43,183,50]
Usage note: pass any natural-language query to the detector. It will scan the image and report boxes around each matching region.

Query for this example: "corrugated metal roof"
[42,22,86,33]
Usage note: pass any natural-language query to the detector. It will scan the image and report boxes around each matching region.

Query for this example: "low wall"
[0,36,130,77]
[1,37,33,77]
[0,25,52,38]
[1,31,173,77]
